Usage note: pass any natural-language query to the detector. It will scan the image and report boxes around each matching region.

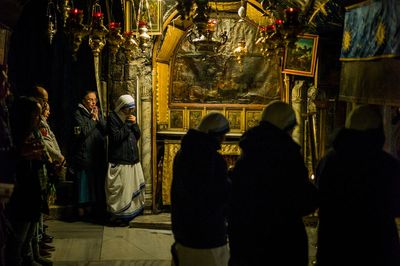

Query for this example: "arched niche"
[153,0,283,133]
[151,0,284,209]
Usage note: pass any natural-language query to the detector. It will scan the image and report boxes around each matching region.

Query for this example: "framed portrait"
[226,110,242,131]
[282,34,319,77]
[246,111,261,129]
[169,109,184,129]
[132,0,162,35]
[189,110,203,129]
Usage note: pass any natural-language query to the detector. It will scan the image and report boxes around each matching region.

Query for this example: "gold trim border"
[345,0,372,10]
[340,54,400,61]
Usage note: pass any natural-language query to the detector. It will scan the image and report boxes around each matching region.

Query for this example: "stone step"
[53,260,171,265]
[130,213,171,230]
[48,204,76,221]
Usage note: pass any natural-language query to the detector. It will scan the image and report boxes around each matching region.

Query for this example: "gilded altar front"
[161,140,240,205]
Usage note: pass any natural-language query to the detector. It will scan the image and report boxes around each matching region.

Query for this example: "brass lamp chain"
[136,0,143,37]
[47,0,57,45]
[144,0,153,31]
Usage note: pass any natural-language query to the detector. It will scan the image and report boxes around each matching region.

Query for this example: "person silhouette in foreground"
[171,112,231,266]
[229,101,318,266]
[316,105,400,266]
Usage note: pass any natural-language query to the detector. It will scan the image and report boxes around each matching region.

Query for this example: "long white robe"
[105,162,145,220]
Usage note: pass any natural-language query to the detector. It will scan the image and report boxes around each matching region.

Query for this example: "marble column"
[137,59,153,210]
[110,51,154,210]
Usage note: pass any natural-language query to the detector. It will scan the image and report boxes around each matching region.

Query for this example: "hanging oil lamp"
[88,3,109,57]
[46,0,57,45]
[107,22,125,56]
[65,8,88,59]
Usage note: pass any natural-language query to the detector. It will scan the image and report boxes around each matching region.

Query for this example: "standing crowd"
[1,60,400,265]
[0,64,145,265]
[171,101,400,266]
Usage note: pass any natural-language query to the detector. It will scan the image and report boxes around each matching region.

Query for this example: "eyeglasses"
[85,98,97,103]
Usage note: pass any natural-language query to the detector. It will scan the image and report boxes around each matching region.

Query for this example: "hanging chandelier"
[187,18,228,53]
[88,2,109,57]
[65,8,88,59]
[176,0,228,53]
[232,0,248,66]
[255,0,316,57]
[64,0,153,60]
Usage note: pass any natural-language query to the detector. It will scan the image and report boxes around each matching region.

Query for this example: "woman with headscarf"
[171,112,231,266]
[316,105,400,266]
[105,94,145,226]
[228,101,318,266]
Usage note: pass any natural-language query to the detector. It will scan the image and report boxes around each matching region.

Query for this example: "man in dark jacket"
[69,90,107,221]
[316,105,400,266]
[229,101,318,266]
[171,112,231,266]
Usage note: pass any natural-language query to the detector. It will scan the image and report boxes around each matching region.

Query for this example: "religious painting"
[189,110,203,129]
[226,110,242,131]
[246,111,261,129]
[169,18,281,106]
[283,34,319,77]
[169,109,184,129]
[133,0,162,35]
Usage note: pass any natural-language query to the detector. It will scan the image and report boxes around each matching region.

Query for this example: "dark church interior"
[1,0,399,264]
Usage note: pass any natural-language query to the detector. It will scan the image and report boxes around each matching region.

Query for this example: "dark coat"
[6,157,46,222]
[316,128,400,266]
[107,111,140,165]
[6,130,48,222]
[171,129,230,249]
[70,105,107,170]
[229,121,318,266]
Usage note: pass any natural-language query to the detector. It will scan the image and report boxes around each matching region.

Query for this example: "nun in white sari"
[105,95,145,224]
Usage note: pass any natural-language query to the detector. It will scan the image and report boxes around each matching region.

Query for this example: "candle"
[207,19,217,32]
[285,7,299,25]
[109,22,121,29]
[138,21,147,27]
[70,8,83,15]
[94,12,103,18]
[266,24,276,32]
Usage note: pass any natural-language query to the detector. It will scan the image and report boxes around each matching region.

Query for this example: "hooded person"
[105,94,145,226]
[171,112,231,266]
[228,100,318,266]
[316,105,400,266]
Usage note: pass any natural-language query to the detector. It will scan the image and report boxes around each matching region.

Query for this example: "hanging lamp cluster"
[63,0,153,60]
[176,0,228,53]
[255,0,316,58]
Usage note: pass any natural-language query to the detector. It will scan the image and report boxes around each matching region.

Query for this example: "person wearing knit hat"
[197,112,230,135]
[316,104,400,266]
[228,100,317,266]
[345,104,382,131]
[105,94,145,226]
[261,100,297,132]
[171,112,230,266]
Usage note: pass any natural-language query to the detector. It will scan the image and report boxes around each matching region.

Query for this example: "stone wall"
[108,50,153,209]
